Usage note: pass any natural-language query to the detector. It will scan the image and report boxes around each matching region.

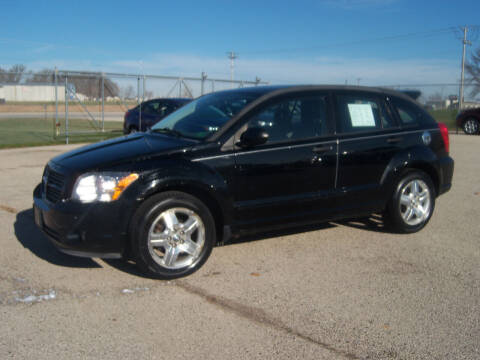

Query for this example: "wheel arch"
[130,178,231,245]
[157,183,226,243]
[404,162,439,196]
[381,148,441,198]
[460,114,480,134]
[384,167,437,234]
[460,113,480,125]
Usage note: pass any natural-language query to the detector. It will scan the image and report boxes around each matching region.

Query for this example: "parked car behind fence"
[123,98,191,134]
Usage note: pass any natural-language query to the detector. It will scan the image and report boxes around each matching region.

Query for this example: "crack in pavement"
[4,165,44,171]
[0,204,17,214]
[175,281,361,360]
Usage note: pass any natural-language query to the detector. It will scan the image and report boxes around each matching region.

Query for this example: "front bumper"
[33,184,129,259]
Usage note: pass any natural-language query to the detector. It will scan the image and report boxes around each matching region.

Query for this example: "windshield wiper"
[151,128,184,138]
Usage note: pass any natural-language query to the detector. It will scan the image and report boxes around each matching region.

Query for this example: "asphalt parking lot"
[0,134,478,359]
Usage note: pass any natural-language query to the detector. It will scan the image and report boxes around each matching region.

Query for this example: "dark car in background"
[34,85,453,279]
[456,107,480,135]
[123,98,191,134]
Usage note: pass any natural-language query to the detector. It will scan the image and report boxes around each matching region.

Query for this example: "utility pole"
[459,26,472,110]
[201,72,207,95]
[227,51,238,88]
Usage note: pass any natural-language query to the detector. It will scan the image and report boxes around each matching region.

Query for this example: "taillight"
[438,122,449,153]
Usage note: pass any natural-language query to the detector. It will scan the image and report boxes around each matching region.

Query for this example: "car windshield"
[151,91,262,140]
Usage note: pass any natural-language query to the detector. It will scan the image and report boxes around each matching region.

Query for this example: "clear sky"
[1,0,480,87]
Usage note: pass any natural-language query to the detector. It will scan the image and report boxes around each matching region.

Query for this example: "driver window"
[245,94,329,144]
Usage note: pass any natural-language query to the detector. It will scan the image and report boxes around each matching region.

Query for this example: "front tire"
[130,191,216,279]
[463,117,480,135]
[385,171,436,233]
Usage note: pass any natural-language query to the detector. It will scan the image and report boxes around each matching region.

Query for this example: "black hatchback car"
[34,86,454,279]
[123,98,190,134]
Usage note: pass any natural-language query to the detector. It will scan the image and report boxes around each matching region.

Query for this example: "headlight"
[72,172,139,203]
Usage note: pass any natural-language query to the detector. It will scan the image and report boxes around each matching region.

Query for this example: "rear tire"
[462,117,480,135]
[385,171,436,233]
[130,191,216,279]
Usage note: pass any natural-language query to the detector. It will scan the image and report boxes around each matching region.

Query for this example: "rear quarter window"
[391,97,436,127]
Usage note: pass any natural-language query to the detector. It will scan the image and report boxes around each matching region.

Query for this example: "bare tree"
[28,68,55,83]
[144,90,154,100]
[27,69,120,98]
[101,77,120,98]
[121,85,136,99]
[428,92,444,101]
[0,67,6,82]
[2,65,121,98]
[465,47,480,98]
[0,64,27,83]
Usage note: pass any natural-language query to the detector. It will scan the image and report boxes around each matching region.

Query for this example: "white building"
[0,84,66,102]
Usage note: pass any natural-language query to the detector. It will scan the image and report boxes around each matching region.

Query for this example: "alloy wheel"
[147,207,205,270]
[463,118,479,135]
[398,179,431,226]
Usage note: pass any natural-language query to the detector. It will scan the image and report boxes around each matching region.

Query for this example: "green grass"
[429,109,458,130]
[0,109,463,149]
[0,118,123,149]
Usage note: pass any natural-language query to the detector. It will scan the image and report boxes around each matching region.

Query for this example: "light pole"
[459,26,471,111]
[227,51,238,88]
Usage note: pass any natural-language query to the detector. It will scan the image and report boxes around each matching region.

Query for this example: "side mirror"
[238,127,269,148]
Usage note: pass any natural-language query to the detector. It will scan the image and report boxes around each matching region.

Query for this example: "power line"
[240,26,478,55]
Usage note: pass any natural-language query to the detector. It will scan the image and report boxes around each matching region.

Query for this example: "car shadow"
[14,209,389,278]
[333,213,390,233]
[102,222,339,279]
[14,208,101,268]
[102,258,147,278]
[227,221,337,245]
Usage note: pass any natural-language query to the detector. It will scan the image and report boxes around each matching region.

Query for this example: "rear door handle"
[386,136,403,144]
[313,145,333,153]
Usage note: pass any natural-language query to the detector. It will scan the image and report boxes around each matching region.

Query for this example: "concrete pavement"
[0,135,478,359]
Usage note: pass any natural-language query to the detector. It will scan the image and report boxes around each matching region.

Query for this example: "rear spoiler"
[400,90,422,101]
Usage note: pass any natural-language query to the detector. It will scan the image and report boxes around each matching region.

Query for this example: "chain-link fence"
[1,71,480,147]
[0,69,267,147]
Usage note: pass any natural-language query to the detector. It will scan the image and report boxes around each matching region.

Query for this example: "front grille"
[44,166,66,203]
[47,170,64,188]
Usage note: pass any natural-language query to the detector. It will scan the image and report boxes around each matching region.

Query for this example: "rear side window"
[335,94,395,133]
[142,101,159,115]
[391,97,436,127]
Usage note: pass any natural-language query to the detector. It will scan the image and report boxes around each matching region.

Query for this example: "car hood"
[51,133,197,172]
